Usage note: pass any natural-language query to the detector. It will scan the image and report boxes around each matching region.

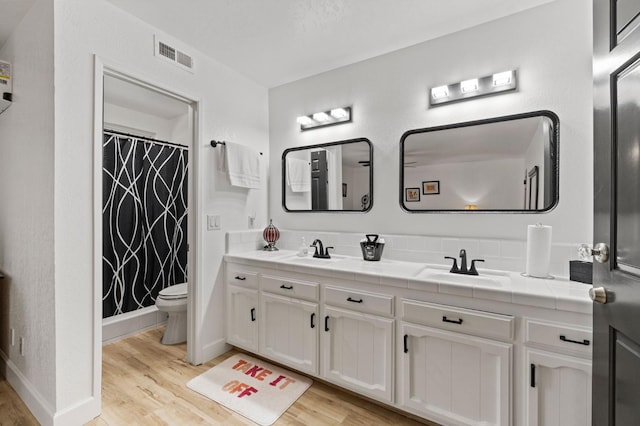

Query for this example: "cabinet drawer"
[401,299,514,341]
[226,263,259,289]
[525,319,592,356]
[262,274,319,301]
[325,286,394,316]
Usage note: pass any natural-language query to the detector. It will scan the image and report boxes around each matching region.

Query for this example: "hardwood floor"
[2,327,437,425]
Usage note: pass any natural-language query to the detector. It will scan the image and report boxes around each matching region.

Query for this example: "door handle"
[579,243,609,263]
[310,312,315,329]
[250,308,256,322]
[589,286,608,304]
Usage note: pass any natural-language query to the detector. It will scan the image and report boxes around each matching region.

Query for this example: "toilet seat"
[158,283,187,300]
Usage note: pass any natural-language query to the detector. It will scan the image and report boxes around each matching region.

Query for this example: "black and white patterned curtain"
[102,132,189,318]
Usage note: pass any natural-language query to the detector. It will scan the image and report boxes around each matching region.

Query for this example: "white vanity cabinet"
[524,319,592,426]
[321,286,395,402]
[225,264,260,351]
[399,299,514,426]
[259,274,320,375]
[224,254,593,426]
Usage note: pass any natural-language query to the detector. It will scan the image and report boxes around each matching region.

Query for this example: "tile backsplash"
[226,229,585,279]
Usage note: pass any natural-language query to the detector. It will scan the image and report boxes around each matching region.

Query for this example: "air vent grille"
[154,36,194,73]
[176,51,193,69]
[158,42,176,61]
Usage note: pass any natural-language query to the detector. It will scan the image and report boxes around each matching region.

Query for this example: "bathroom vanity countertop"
[225,250,592,315]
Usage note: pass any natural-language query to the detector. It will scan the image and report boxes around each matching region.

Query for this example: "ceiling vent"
[154,35,194,73]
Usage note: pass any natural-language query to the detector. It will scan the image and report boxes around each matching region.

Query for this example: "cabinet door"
[260,292,319,375]
[226,285,258,351]
[526,349,591,426]
[399,322,512,426]
[322,306,394,403]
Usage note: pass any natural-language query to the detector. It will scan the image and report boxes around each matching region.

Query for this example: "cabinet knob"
[589,286,608,304]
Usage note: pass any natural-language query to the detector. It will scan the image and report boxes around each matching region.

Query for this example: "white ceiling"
[404,116,545,165]
[103,0,556,88]
[104,74,189,119]
[1,1,556,88]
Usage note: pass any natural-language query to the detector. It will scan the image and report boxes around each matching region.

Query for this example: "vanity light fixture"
[297,106,352,131]
[429,69,518,107]
[460,78,479,93]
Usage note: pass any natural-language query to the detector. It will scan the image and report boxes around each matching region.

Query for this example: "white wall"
[52,0,269,422]
[404,158,524,210]
[268,0,593,246]
[0,0,57,419]
[103,102,184,142]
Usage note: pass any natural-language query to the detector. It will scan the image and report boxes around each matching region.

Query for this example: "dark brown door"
[310,150,328,210]
[593,1,640,424]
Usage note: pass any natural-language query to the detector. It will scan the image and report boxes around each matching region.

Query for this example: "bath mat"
[187,353,312,426]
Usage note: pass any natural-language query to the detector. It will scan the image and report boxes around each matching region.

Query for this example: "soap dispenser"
[297,237,308,257]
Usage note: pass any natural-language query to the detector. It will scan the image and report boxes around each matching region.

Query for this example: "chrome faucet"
[444,249,484,276]
[311,239,334,259]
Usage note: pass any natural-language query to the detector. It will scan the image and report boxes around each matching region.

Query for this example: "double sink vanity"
[224,246,592,426]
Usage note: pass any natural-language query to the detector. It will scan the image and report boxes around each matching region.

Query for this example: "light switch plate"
[207,215,221,230]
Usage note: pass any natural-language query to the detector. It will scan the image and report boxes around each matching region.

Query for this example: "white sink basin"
[282,254,348,265]
[414,268,510,288]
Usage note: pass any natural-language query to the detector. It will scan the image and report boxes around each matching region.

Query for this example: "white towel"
[286,157,311,192]
[219,142,261,189]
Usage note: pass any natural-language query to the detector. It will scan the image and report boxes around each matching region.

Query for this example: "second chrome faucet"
[445,249,484,276]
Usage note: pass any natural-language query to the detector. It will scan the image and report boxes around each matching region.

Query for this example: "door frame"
[92,55,204,408]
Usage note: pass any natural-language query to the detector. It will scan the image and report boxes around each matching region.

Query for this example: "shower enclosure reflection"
[283,138,373,212]
[400,111,559,212]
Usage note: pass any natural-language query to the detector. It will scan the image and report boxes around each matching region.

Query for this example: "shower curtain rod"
[104,128,188,149]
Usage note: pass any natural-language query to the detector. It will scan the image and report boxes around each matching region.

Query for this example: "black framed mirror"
[400,110,559,213]
[283,138,373,212]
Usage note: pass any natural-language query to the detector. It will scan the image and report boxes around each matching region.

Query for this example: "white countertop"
[224,250,593,315]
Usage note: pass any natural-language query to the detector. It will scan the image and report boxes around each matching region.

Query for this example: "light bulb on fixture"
[460,79,479,93]
[330,108,349,119]
[313,112,330,122]
[492,70,513,87]
[431,85,449,99]
[296,115,314,126]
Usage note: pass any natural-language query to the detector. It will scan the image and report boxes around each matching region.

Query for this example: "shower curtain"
[102,132,189,318]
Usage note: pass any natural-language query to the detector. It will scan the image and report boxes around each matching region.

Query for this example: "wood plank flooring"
[2,327,437,425]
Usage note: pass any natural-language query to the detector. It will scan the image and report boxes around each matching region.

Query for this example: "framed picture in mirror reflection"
[422,180,440,195]
[406,188,420,202]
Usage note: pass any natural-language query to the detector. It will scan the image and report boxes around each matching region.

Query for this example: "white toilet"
[156,283,188,345]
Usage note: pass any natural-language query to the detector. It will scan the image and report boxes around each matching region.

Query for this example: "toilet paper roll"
[525,224,552,278]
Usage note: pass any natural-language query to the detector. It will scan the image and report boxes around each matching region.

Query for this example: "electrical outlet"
[10,328,14,346]
[19,337,25,356]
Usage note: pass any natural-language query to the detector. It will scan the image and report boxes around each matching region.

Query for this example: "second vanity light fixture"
[297,106,352,131]
[429,70,517,107]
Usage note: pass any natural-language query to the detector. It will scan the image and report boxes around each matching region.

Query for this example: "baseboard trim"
[201,338,230,364]
[3,356,55,426]
[53,396,101,426]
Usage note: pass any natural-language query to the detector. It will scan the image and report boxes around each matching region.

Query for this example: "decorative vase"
[263,219,280,251]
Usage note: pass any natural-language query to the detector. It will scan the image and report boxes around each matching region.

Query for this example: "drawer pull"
[235,276,246,281]
[347,297,363,303]
[404,334,409,354]
[530,363,536,388]
[250,308,256,322]
[325,316,330,332]
[280,284,294,290]
[442,316,463,325]
[559,335,590,346]
[310,313,316,329]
